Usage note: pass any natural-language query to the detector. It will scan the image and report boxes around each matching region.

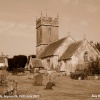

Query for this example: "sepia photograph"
[0,0,100,100]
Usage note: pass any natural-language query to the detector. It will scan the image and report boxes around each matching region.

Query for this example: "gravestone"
[0,67,7,86]
[48,74,56,85]
[34,73,43,86]
[45,82,53,89]
[4,80,17,95]
[0,74,6,86]
[95,75,99,80]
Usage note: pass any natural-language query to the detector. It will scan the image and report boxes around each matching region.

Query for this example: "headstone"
[48,73,56,82]
[4,80,17,95]
[95,75,99,80]
[0,74,6,85]
[0,67,7,86]
[34,73,43,86]
[34,68,39,73]
[78,76,81,80]
[45,82,53,89]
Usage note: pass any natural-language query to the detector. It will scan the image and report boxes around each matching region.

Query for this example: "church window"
[47,58,50,69]
[37,29,42,44]
[84,51,89,62]
[47,58,50,62]
[48,28,51,35]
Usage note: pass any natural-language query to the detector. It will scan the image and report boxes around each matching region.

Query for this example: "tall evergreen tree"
[8,55,27,71]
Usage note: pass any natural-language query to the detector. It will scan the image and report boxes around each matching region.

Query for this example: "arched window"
[84,51,89,62]
[47,58,50,69]
[48,28,51,35]
[48,28,51,42]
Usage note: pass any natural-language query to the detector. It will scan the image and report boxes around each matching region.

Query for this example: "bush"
[70,71,84,80]
[88,57,100,75]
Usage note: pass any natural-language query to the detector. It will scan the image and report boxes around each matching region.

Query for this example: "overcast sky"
[0,0,100,57]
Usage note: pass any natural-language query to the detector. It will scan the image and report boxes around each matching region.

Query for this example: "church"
[35,13,100,75]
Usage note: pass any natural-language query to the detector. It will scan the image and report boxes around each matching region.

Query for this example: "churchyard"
[0,71,100,100]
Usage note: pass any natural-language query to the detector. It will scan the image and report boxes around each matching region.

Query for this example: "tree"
[13,55,27,68]
[8,55,27,71]
[88,57,100,75]
[7,58,14,71]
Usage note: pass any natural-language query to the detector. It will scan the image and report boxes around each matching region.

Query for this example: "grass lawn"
[0,72,100,100]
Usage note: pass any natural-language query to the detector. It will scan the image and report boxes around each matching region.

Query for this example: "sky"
[0,0,100,57]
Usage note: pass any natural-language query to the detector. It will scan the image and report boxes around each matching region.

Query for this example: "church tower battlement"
[36,17,59,29]
[36,12,59,58]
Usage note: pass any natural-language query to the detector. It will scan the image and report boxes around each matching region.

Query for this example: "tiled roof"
[39,37,67,58]
[59,40,82,60]
[31,58,43,68]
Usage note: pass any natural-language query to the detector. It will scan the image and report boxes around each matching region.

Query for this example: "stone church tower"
[36,13,59,58]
